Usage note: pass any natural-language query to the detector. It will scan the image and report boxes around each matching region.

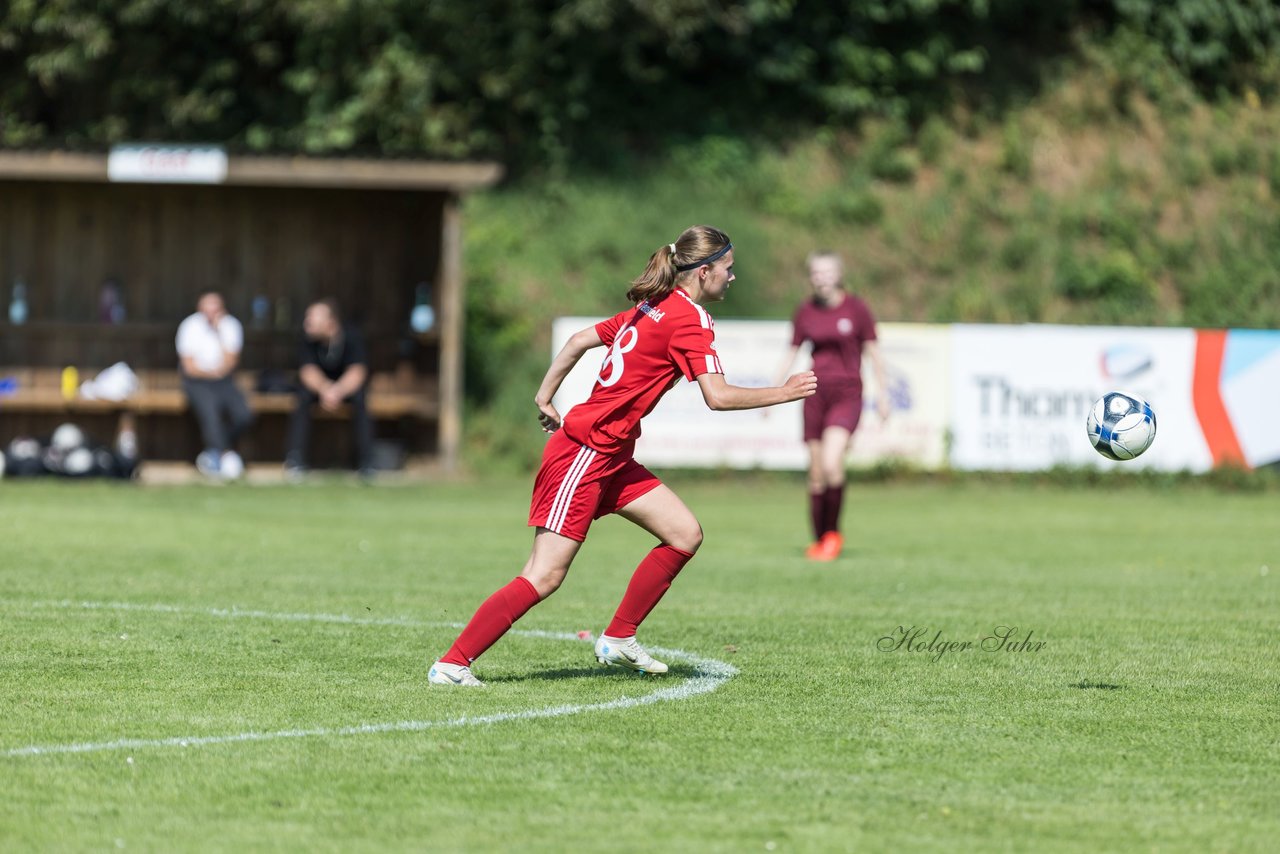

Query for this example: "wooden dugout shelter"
[0,149,502,470]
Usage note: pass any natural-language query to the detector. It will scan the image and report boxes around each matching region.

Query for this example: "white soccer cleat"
[428,661,485,687]
[594,634,668,674]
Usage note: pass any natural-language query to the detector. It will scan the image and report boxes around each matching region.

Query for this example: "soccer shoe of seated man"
[594,634,668,674]
[428,661,485,687]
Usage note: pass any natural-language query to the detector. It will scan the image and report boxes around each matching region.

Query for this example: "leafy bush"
[1000,230,1040,272]
[1111,0,1280,92]
[916,116,952,165]
[999,120,1033,179]
[1055,249,1155,313]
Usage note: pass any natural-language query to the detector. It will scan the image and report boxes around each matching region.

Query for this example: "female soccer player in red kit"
[776,251,889,562]
[429,225,817,686]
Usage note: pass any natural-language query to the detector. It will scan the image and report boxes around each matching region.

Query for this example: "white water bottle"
[410,281,435,333]
[9,280,27,325]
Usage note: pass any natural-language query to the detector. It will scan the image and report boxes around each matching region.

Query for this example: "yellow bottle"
[61,366,78,401]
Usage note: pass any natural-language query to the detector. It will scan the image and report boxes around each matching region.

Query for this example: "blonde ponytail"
[626,225,732,304]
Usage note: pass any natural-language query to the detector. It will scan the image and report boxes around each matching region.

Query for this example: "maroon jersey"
[562,288,722,455]
[790,293,878,384]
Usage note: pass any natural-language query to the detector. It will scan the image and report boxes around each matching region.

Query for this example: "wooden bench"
[0,367,438,418]
[0,366,440,463]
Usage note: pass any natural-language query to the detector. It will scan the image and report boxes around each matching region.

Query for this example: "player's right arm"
[534,326,604,432]
[696,371,817,411]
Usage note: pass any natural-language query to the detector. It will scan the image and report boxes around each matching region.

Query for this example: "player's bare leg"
[519,527,584,598]
[615,484,703,554]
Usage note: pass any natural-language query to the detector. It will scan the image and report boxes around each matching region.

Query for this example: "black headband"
[675,242,733,272]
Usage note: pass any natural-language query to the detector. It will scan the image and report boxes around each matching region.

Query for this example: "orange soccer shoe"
[806,532,844,561]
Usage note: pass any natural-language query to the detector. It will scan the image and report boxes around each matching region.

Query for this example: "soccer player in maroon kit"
[429,225,818,686]
[776,251,889,562]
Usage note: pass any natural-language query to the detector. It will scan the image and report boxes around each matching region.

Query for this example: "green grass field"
[2,475,1277,852]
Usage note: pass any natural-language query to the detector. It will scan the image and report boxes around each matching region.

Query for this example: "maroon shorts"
[803,377,863,442]
[527,430,662,542]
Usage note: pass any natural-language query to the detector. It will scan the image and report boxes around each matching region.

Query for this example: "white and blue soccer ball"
[1086,391,1157,461]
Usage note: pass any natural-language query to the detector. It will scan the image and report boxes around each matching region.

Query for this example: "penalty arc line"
[1,600,738,759]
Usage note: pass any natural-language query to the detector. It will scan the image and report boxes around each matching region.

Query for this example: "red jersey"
[790,293,878,384]
[562,288,723,454]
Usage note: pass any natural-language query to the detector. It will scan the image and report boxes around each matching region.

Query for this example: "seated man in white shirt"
[175,291,253,478]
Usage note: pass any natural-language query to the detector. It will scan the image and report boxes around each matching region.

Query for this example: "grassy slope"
[2,477,1277,851]
[468,62,1280,329]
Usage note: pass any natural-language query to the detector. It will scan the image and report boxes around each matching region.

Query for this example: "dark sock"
[822,485,845,535]
[809,491,825,541]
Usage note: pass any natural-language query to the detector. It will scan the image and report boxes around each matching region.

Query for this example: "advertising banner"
[1200,328,1280,469]
[849,323,951,469]
[949,324,1212,471]
[551,318,1276,472]
[551,317,950,470]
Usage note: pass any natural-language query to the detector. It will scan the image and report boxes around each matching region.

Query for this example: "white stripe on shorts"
[546,444,597,533]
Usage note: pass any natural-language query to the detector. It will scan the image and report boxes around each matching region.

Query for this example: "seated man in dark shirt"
[285,299,374,477]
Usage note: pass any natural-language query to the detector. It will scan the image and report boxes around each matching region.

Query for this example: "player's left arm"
[865,339,890,421]
[696,371,817,411]
[534,326,604,432]
[673,319,815,411]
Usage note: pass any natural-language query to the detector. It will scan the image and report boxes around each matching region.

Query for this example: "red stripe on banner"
[1192,330,1247,468]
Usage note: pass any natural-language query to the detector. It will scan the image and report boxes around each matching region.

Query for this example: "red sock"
[809,491,825,541]
[604,545,695,638]
[440,576,541,666]
[822,485,844,535]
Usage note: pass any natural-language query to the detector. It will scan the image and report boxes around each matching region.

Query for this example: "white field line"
[2,599,738,759]
[16,599,458,628]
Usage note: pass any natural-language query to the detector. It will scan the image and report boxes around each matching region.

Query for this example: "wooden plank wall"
[0,181,444,372]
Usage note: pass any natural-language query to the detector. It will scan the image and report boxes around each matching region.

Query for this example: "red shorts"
[527,430,662,542]
[803,377,863,442]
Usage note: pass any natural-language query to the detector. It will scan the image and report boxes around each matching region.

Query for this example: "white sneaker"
[219,451,244,480]
[428,661,485,687]
[195,450,221,477]
[594,635,668,674]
